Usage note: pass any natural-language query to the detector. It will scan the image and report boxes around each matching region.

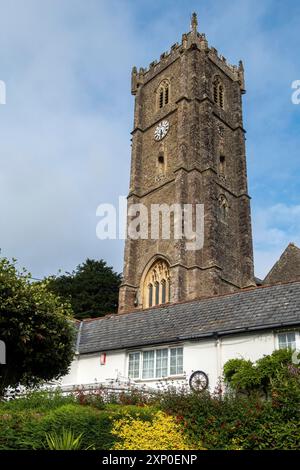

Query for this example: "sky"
[0,0,299,280]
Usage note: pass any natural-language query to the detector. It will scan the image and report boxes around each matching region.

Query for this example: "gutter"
[180,320,300,342]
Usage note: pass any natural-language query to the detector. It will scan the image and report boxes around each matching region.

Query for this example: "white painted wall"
[60,329,300,391]
[60,349,126,387]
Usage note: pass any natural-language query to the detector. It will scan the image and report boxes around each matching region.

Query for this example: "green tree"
[0,257,75,397]
[47,259,122,319]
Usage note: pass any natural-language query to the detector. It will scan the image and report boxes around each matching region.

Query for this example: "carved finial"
[191,12,198,33]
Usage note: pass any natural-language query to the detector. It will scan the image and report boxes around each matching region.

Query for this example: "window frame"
[127,345,184,381]
[128,352,141,379]
[276,331,299,351]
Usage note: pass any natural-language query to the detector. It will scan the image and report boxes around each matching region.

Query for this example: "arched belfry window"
[219,195,229,223]
[157,80,170,110]
[142,259,171,308]
[213,76,225,109]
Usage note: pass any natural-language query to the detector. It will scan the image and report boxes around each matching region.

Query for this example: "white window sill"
[132,375,186,383]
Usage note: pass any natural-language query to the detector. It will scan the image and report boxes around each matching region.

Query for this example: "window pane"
[148,284,153,308]
[278,333,286,348]
[155,283,159,306]
[128,352,140,379]
[142,350,155,379]
[156,349,168,378]
[170,347,183,375]
[161,281,166,304]
[278,332,296,350]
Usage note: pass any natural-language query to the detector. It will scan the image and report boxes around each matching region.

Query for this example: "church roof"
[264,243,300,285]
[77,281,300,355]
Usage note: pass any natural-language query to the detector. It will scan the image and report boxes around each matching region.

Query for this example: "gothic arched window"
[142,259,171,308]
[213,76,225,109]
[219,195,229,223]
[157,80,170,110]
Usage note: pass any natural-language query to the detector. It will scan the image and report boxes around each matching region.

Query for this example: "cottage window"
[278,332,296,350]
[142,350,155,379]
[155,348,168,378]
[128,346,184,380]
[128,352,140,379]
[170,347,183,375]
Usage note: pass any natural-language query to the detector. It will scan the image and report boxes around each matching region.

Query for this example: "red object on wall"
[100,352,106,366]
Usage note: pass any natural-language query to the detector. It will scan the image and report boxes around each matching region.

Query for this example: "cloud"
[253,203,300,278]
[0,0,299,281]
[0,0,137,276]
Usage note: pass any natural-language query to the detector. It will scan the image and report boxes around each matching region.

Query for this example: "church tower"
[119,13,255,314]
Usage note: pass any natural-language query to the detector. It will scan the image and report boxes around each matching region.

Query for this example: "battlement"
[131,13,245,95]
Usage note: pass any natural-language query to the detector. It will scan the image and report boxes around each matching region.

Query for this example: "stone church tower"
[119,13,255,314]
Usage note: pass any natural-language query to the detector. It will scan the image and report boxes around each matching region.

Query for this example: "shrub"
[111,410,200,450]
[154,383,300,450]
[0,390,75,413]
[0,409,43,450]
[38,404,114,450]
[0,396,158,450]
[223,349,298,396]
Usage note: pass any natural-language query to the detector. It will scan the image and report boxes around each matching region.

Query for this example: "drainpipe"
[215,334,223,392]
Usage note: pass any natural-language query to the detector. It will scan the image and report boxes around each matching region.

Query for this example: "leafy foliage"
[112,410,200,450]
[0,390,76,413]
[0,399,158,451]
[44,428,93,450]
[0,349,299,451]
[223,349,298,396]
[47,259,122,319]
[156,383,300,450]
[0,257,75,396]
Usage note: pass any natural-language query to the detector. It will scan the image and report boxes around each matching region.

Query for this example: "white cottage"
[61,281,300,392]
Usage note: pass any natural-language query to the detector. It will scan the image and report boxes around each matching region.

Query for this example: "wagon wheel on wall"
[189,371,209,392]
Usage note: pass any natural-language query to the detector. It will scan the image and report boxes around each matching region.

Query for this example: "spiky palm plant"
[44,429,93,450]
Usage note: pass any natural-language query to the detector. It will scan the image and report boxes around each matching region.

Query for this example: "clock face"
[154,120,169,141]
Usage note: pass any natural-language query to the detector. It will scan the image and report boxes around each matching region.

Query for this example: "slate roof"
[77,281,300,355]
